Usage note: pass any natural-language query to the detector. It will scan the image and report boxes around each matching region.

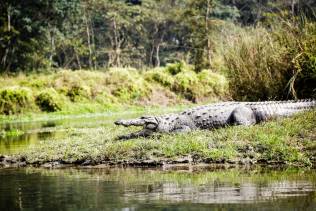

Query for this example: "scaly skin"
[115,100,316,140]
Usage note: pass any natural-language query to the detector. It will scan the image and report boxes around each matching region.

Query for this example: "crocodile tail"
[248,99,316,122]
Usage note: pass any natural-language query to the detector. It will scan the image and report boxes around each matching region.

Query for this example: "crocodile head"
[114,114,194,140]
[114,116,160,140]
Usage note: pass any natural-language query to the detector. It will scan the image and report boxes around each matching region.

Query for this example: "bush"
[144,67,174,87]
[105,68,151,101]
[197,70,228,96]
[145,65,229,102]
[67,85,91,102]
[165,61,193,75]
[0,87,33,115]
[35,89,63,112]
[173,70,199,101]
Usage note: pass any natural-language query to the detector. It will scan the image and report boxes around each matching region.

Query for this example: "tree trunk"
[75,50,81,70]
[84,9,93,69]
[155,44,161,67]
[7,5,11,32]
[155,28,164,67]
[90,17,97,69]
[205,0,212,68]
[149,45,154,67]
[291,0,296,17]
[112,18,121,67]
[49,27,56,68]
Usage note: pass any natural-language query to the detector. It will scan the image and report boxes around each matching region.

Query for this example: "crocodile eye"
[146,123,157,129]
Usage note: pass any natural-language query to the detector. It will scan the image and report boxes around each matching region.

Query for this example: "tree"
[179,0,214,71]
[0,0,80,72]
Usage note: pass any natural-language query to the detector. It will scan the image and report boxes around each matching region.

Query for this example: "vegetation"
[35,89,63,112]
[0,87,34,114]
[0,129,24,138]
[1,0,315,103]
[8,110,315,167]
[0,1,316,168]
[0,67,228,116]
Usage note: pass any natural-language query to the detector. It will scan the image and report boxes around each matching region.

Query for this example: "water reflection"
[0,167,315,210]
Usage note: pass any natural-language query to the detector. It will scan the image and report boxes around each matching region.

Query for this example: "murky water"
[0,167,316,210]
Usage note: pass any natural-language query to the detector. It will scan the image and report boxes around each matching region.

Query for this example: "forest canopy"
[1,0,315,71]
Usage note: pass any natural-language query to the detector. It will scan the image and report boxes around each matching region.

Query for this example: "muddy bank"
[1,154,312,169]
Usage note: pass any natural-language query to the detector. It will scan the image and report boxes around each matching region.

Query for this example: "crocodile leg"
[172,125,192,133]
[230,105,257,126]
[116,129,154,140]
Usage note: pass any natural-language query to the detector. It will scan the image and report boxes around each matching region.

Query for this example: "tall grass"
[221,26,290,100]
[218,20,316,100]
[283,22,316,99]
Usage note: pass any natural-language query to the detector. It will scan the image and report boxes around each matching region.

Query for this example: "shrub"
[173,70,199,101]
[145,66,229,102]
[66,85,91,102]
[144,67,174,87]
[197,69,228,96]
[35,89,63,112]
[0,87,33,115]
[105,68,151,101]
[165,61,193,75]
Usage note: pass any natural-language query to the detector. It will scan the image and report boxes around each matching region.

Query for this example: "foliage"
[165,61,193,75]
[5,0,314,71]
[285,22,316,99]
[197,69,228,96]
[223,27,290,100]
[105,68,151,101]
[35,89,63,112]
[66,85,91,102]
[0,87,33,114]
[0,0,80,71]
[144,62,229,101]
[220,18,316,100]
[0,129,24,138]
[173,70,199,101]
[0,0,316,101]
[0,67,229,115]
[144,67,174,87]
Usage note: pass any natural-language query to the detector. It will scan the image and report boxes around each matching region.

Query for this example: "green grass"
[12,109,316,167]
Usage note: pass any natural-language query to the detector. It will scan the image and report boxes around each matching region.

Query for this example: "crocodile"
[114,100,316,140]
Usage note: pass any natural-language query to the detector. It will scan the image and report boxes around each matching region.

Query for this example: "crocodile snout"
[114,119,146,127]
[114,120,126,126]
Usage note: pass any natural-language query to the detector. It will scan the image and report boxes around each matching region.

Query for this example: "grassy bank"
[2,109,315,167]
[0,64,229,118]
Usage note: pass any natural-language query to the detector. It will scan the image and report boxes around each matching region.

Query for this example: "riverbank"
[1,109,315,168]
[0,65,229,117]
